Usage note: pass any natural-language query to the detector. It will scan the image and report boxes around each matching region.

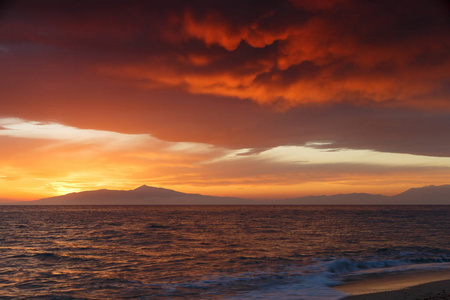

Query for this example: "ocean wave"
[155,251,450,299]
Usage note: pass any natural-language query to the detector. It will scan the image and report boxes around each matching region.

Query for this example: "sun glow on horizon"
[1,117,449,200]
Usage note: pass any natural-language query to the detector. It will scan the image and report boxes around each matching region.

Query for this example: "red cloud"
[93,0,450,109]
[2,0,448,109]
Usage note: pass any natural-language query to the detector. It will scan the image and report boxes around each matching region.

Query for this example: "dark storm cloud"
[0,0,449,157]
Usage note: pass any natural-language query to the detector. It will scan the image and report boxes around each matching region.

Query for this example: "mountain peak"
[133,185,163,192]
[134,184,151,190]
[131,185,181,196]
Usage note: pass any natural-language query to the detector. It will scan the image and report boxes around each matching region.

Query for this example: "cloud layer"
[1,0,448,108]
[1,118,449,200]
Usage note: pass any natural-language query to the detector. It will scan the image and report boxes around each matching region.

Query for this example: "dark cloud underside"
[0,0,449,156]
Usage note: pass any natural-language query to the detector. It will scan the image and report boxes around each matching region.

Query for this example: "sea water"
[0,205,449,299]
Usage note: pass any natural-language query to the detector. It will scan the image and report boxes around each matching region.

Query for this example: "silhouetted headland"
[9,184,450,205]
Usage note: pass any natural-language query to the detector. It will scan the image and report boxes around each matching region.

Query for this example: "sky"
[0,0,449,201]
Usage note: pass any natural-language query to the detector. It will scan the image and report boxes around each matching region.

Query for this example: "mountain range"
[5,184,450,205]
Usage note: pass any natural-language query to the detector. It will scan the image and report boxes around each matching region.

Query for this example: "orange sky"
[0,0,449,201]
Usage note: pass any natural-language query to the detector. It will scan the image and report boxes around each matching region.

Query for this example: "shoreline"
[335,270,450,300]
[340,279,450,300]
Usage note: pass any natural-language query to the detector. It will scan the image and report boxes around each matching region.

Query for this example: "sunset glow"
[0,0,449,201]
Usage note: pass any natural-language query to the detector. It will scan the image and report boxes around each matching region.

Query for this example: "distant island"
[2,184,449,205]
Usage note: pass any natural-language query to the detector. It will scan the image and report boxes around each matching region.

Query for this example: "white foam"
[225,274,347,300]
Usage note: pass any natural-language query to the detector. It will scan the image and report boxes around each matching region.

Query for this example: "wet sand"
[336,271,450,300]
[340,280,450,299]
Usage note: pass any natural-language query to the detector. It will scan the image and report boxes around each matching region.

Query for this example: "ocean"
[0,205,449,299]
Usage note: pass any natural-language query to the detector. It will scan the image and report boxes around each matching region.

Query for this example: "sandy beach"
[337,271,450,300]
[341,280,450,299]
